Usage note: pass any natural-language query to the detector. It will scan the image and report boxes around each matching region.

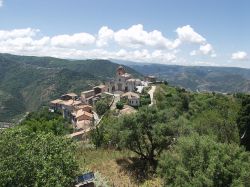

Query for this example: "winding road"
[110,94,120,110]
[148,85,156,106]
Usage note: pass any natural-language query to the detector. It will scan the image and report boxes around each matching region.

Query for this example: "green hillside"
[130,64,250,93]
[0,53,140,122]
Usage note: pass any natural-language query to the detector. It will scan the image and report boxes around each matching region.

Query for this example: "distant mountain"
[129,63,250,93]
[0,54,140,122]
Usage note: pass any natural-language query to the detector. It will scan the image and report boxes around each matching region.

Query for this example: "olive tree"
[0,127,79,186]
[158,135,250,186]
[116,107,175,165]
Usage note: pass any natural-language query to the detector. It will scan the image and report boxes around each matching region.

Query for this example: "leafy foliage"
[95,99,110,116]
[90,115,119,148]
[237,95,250,150]
[20,108,73,135]
[140,93,151,106]
[158,135,250,187]
[91,107,176,164]
[0,127,79,187]
[116,101,124,109]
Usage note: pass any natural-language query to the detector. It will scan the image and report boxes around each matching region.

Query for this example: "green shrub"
[116,101,124,110]
[158,135,250,186]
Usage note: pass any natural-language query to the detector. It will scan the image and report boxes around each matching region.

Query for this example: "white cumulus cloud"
[51,33,95,48]
[0,25,222,66]
[199,44,213,55]
[0,28,39,41]
[0,0,3,7]
[113,24,178,50]
[176,25,206,44]
[96,26,114,47]
[190,43,216,57]
[231,51,248,61]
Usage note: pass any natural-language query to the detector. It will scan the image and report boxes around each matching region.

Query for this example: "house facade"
[106,66,142,93]
[121,92,140,107]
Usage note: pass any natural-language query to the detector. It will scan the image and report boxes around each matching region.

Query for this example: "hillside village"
[50,65,156,139]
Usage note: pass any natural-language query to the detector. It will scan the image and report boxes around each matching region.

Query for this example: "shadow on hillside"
[116,157,156,184]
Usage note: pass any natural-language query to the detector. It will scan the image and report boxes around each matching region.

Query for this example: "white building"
[121,92,140,107]
[106,66,142,93]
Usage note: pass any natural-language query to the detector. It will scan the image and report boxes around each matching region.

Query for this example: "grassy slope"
[76,144,162,187]
[0,53,140,122]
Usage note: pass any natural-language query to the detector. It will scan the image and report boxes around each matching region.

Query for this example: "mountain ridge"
[0,53,140,122]
[127,63,250,93]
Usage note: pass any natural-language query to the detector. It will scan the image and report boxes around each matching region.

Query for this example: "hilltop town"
[49,65,156,139]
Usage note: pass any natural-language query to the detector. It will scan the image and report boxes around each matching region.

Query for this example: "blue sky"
[0,0,249,67]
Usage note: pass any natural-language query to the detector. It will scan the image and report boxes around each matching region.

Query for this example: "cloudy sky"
[0,0,249,68]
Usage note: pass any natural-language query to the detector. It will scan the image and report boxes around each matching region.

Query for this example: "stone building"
[106,66,141,93]
[121,92,140,107]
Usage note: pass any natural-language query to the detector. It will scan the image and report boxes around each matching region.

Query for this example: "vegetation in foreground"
[90,84,250,186]
[0,127,78,186]
[1,84,250,186]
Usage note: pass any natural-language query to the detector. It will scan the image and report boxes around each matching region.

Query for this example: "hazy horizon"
[0,0,249,67]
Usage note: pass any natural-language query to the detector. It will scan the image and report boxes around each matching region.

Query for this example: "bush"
[237,95,250,150]
[94,107,176,165]
[116,101,124,110]
[0,127,79,186]
[140,93,151,106]
[95,99,109,116]
[20,108,72,135]
[158,135,250,186]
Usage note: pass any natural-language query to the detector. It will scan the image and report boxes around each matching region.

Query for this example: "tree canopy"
[91,107,176,164]
[158,135,250,187]
[95,99,109,116]
[237,95,250,150]
[20,107,72,135]
[0,127,79,187]
[116,101,124,110]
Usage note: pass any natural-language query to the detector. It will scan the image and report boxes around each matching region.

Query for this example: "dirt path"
[110,94,120,110]
[148,86,156,106]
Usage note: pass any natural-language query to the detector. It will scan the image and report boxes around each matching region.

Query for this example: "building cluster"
[106,66,145,106]
[50,65,156,135]
[50,85,108,132]
[106,66,141,93]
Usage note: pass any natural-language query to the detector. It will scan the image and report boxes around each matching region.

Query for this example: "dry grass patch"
[76,144,162,186]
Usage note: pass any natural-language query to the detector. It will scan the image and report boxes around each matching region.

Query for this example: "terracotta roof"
[61,99,81,106]
[74,104,93,110]
[74,109,93,119]
[81,90,94,94]
[50,99,63,104]
[76,120,92,130]
[120,105,137,115]
[62,93,78,97]
[122,92,140,99]
[93,85,106,89]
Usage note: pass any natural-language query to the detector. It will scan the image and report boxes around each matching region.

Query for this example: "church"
[105,66,142,93]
